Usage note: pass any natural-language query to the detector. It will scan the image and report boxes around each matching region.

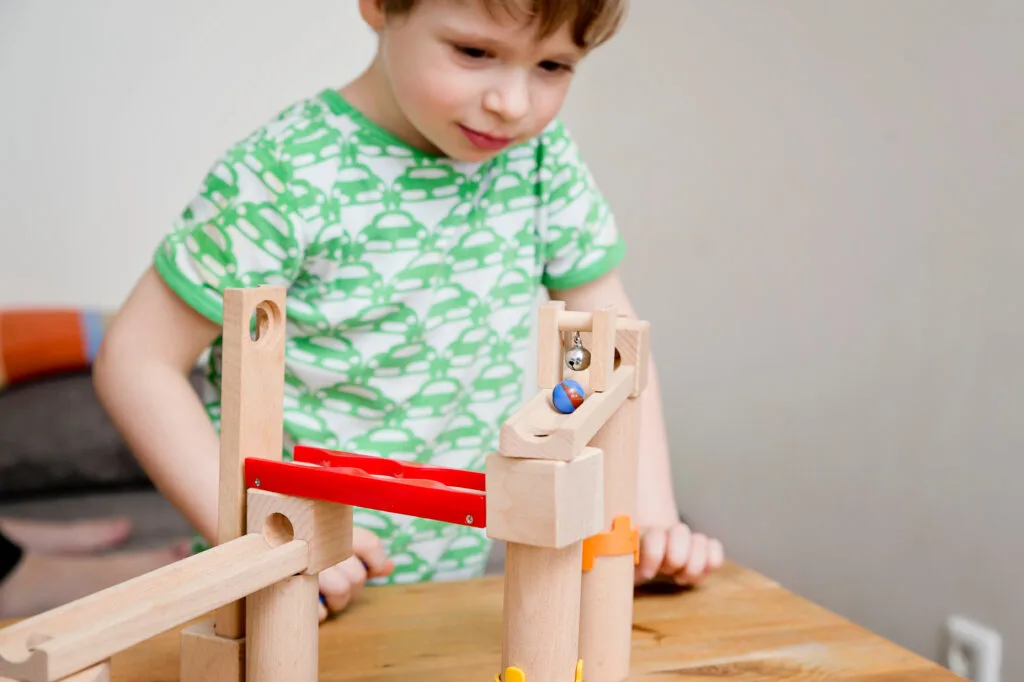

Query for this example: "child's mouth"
[459,125,513,151]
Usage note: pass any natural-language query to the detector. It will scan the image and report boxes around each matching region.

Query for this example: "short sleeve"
[537,120,626,290]
[153,131,308,324]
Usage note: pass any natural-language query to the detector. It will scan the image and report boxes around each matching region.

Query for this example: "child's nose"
[484,77,530,122]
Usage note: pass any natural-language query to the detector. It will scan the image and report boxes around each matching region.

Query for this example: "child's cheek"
[409,67,474,117]
[431,60,477,102]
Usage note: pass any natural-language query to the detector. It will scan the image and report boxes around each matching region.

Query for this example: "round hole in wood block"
[249,300,282,345]
[614,348,621,369]
[263,512,294,546]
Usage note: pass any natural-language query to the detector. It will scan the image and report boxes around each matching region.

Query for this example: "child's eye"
[539,60,573,73]
[455,45,489,59]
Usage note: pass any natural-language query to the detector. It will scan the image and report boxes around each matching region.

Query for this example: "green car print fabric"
[154,88,625,584]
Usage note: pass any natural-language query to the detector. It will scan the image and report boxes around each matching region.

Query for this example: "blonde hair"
[380,0,627,50]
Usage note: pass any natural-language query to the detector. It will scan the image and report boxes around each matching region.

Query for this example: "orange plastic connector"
[581,515,639,571]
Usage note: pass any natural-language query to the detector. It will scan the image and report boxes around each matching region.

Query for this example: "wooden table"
[2,562,960,681]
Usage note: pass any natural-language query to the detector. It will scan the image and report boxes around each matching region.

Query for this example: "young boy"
[93,0,724,621]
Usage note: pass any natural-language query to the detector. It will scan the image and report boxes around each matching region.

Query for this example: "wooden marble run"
[0,286,650,682]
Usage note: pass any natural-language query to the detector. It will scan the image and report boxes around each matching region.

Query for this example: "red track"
[244,446,487,528]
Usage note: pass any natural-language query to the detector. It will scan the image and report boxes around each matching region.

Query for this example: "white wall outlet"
[945,615,1001,682]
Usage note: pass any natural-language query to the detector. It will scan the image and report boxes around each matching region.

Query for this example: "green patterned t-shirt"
[153,88,625,584]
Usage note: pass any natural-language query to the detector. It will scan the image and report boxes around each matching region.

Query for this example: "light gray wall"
[564,1,1023,675]
[2,1,1021,677]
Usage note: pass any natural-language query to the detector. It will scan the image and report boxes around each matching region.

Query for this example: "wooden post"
[501,543,584,682]
[181,286,287,682]
[487,447,602,682]
[537,301,566,390]
[578,319,650,682]
[487,304,616,682]
[245,574,319,682]
[578,397,641,682]
[241,488,353,682]
[215,286,288,637]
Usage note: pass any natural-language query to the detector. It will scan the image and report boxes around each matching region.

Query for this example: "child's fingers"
[339,555,369,600]
[635,528,666,583]
[352,528,393,578]
[660,523,692,576]
[357,545,393,578]
[707,537,725,570]
[318,572,352,614]
[318,561,361,614]
[677,533,708,585]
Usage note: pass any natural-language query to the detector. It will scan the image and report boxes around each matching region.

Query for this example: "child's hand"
[634,522,724,586]
[317,527,394,621]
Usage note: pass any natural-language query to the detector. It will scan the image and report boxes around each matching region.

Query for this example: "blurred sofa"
[0,368,200,549]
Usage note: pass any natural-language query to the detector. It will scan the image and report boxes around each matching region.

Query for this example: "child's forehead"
[389,0,624,52]
[419,0,582,51]
[422,0,552,29]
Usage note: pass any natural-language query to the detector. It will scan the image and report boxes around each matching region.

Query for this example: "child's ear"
[359,0,386,31]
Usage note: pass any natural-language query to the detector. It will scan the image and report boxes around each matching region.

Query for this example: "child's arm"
[94,267,393,616]
[93,267,225,544]
[547,270,725,585]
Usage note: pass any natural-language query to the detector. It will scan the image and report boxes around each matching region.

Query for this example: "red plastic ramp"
[244,446,487,528]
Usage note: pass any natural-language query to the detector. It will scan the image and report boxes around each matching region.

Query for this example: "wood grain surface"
[1,561,962,681]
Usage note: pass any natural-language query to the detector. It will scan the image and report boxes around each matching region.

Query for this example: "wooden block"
[537,301,565,389]
[247,489,352,575]
[614,318,651,397]
[485,448,603,548]
[179,619,243,682]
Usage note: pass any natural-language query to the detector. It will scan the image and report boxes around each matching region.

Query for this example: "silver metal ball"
[565,345,591,371]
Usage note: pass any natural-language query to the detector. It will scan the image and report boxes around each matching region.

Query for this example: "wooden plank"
[0,535,306,682]
[499,367,635,461]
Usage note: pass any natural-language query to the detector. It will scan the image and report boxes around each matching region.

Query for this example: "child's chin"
[444,143,503,163]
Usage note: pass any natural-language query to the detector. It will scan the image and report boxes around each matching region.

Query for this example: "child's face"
[369,0,584,161]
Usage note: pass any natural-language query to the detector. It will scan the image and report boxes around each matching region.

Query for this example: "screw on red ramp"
[244,445,486,528]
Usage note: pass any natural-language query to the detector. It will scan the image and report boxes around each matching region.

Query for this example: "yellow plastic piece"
[495,667,526,682]
[492,662,579,681]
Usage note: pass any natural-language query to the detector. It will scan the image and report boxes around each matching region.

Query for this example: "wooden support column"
[245,574,319,682]
[578,319,650,682]
[487,449,602,682]
[501,542,584,682]
[578,396,642,682]
[215,286,288,637]
[487,303,618,682]
[181,285,287,682]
